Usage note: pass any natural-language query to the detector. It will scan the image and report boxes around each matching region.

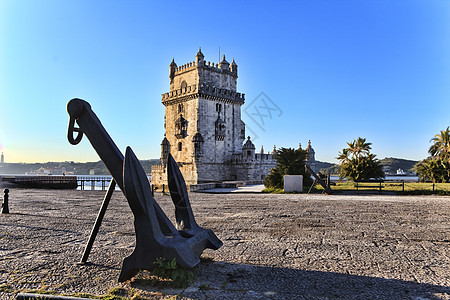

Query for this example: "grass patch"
[151,258,194,288]
[67,286,150,300]
[264,181,450,195]
[22,288,57,295]
[131,258,194,289]
[314,181,450,195]
[262,187,284,193]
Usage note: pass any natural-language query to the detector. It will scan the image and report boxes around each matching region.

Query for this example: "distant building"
[396,168,405,175]
[1,152,4,164]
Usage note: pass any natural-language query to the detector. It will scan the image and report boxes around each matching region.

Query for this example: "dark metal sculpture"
[67,98,222,282]
[2,189,9,214]
[305,164,333,195]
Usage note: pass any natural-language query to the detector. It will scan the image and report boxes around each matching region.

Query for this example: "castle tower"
[153,49,246,185]
[306,140,316,172]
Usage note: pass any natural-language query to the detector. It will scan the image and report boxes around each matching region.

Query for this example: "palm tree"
[346,137,372,159]
[337,137,384,181]
[429,127,450,160]
[264,147,313,189]
[415,159,438,182]
[337,148,350,163]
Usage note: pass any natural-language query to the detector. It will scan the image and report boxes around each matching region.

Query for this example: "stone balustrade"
[162,84,245,103]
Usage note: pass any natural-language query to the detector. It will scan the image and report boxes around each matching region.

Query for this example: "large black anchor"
[67,98,222,282]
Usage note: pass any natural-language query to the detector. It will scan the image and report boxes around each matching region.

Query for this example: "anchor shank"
[67,99,125,189]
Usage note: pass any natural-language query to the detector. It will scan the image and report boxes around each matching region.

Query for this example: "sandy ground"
[0,188,449,299]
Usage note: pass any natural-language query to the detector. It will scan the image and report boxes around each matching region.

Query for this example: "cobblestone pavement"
[0,189,449,299]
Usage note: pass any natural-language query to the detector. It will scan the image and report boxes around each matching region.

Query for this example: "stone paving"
[0,188,449,299]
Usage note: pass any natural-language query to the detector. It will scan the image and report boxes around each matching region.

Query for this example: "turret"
[243,136,256,160]
[161,135,171,165]
[169,58,177,83]
[195,47,204,66]
[219,55,230,70]
[230,58,238,76]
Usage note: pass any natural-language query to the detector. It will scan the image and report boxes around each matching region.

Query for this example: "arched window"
[175,114,188,139]
[193,132,204,157]
[178,103,184,113]
[180,80,187,89]
[178,142,182,151]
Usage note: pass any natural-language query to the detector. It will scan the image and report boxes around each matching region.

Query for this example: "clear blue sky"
[1,0,449,163]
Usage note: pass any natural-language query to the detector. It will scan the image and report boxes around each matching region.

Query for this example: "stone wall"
[198,64,237,90]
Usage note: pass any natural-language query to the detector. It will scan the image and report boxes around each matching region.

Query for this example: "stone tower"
[305,140,316,172]
[152,49,249,186]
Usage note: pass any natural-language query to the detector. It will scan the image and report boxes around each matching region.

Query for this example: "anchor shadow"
[131,260,449,299]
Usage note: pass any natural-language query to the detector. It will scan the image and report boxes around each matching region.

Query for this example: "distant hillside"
[378,157,419,174]
[316,157,419,176]
[317,161,340,175]
[0,159,161,175]
[0,157,420,176]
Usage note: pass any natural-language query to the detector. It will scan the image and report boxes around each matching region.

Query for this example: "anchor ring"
[68,116,83,145]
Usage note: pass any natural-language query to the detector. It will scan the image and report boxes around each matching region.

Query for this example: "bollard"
[2,189,9,214]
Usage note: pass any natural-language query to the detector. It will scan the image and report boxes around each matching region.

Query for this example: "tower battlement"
[169,49,238,93]
[173,61,197,74]
[161,83,245,105]
[171,56,237,77]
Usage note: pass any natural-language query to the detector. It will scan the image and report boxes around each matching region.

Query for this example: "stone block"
[284,175,303,193]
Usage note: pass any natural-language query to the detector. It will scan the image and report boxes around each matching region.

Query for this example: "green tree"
[429,127,450,160]
[264,147,313,189]
[415,159,434,182]
[338,137,384,181]
[416,127,450,183]
[347,137,372,159]
[415,158,450,183]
